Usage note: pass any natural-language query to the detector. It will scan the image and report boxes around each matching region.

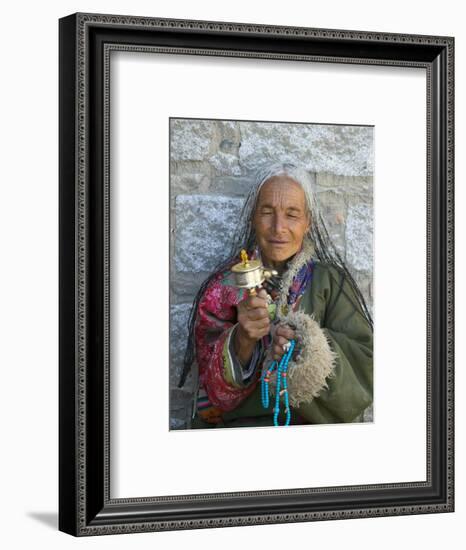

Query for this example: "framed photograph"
[59,13,454,536]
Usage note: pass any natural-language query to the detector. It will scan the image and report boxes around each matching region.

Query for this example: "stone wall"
[169,118,374,429]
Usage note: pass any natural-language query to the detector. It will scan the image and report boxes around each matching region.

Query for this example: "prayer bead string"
[261,339,295,426]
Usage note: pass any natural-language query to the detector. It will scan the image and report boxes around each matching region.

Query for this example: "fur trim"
[267,311,337,407]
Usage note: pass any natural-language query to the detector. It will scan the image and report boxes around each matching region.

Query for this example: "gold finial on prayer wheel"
[240,249,249,267]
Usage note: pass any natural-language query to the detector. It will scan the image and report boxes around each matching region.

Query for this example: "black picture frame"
[59,13,454,536]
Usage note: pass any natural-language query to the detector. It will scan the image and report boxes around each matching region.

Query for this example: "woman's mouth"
[268,240,288,246]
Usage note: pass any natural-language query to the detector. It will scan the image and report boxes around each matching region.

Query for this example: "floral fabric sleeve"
[194,271,262,413]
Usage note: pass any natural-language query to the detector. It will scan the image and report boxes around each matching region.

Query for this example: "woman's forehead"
[256,177,307,208]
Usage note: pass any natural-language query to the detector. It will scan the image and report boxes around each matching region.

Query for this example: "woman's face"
[253,176,310,271]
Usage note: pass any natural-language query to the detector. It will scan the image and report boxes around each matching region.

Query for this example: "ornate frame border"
[59,13,454,536]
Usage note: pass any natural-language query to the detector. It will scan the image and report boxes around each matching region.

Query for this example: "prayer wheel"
[231,250,277,296]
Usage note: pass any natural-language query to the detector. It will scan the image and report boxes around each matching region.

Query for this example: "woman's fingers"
[272,326,297,361]
[243,316,270,332]
[275,324,295,340]
[245,307,269,321]
[246,295,268,310]
[275,335,290,349]
[237,290,269,324]
[256,288,268,300]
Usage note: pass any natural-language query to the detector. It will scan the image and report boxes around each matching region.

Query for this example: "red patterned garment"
[194,265,257,419]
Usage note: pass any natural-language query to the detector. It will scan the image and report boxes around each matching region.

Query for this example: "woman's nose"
[273,213,286,233]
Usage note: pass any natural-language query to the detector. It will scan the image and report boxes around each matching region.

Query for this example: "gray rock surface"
[170,119,213,161]
[239,122,373,176]
[169,303,192,387]
[346,203,373,272]
[174,195,243,273]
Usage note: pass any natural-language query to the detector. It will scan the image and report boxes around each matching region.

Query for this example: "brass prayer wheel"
[231,250,277,295]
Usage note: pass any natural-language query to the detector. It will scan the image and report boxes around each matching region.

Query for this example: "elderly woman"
[179,163,373,428]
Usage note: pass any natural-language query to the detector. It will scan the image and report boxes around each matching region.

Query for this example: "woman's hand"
[234,288,270,365]
[272,323,296,362]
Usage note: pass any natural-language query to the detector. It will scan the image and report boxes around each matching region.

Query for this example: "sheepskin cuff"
[268,311,337,407]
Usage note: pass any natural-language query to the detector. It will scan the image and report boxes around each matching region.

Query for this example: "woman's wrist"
[233,325,257,366]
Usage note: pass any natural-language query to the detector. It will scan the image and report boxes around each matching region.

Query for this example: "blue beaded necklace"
[261,339,296,426]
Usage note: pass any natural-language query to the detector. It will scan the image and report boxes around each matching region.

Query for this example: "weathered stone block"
[171,172,211,195]
[170,119,215,161]
[169,303,192,386]
[345,203,373,273]
[209,176,255,196]
[169,417,187,430]
[170,159,214,178]
[174,195,243,272]
[316,174,373,201]
[332,125,374,175]
[238,122,373,176]
[170,270,210,304]
[208,150,242,175]
[170,388,195,430]
[351,270,373,312]
[216,120,241,149]
[315,189,348,259]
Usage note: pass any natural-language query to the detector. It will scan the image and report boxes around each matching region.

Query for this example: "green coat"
[191,262,373,428]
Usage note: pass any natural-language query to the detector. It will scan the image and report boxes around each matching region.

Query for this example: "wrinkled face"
[253,176,310,269]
